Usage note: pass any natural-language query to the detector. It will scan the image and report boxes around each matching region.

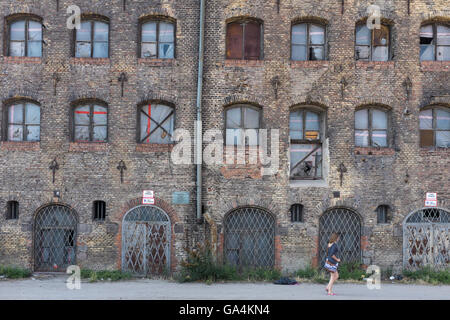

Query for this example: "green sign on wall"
[172,191,190,205]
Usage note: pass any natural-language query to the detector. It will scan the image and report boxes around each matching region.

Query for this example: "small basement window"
[290,204,304,222]
[376,205,390,224]
[93,201,106,221]
[6,201,19,220]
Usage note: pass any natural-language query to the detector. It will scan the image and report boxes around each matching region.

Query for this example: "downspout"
[196,0,206,223]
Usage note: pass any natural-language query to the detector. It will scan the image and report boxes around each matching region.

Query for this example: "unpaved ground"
[0,275,448,300]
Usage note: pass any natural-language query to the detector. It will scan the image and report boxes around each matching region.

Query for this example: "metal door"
[403,208,449,270]
[34,205,77,272]
[122,205,171,275]
[319,208,361,265]
[224,207,275,269]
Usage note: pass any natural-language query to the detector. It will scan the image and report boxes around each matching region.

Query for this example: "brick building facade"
[0,0,449,274]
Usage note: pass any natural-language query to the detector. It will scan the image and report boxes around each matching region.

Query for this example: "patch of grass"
[178,242,282,283]
[402,267,450,285]
[295,262,367,284]
[295,265,328,284]
[0,265,32,279]
[338,262,367,281]
[80,269,133,282]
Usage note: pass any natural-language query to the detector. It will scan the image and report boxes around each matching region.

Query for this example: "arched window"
[355,107,389,147]
[355,22,391,61]
[6,101,40,141]
[72,103,108,142]
[289,107,323,180]
[7,17,42,57]
[140,19,175,59]
[138,103,175,144]
[226,19,262,60]
[291,22,326,61]
[75,19,109,58]
[419,106,450,148]
[420,23,450,61]
[225,105,261,146]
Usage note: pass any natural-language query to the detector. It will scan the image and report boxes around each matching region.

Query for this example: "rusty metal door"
[34,205,77,272]
[122,205,171,275]
[403,208,449,270]
[319,208,361,266]
[224,207,275,269]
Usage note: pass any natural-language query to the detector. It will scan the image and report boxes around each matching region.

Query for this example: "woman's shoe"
[328,292,336,296]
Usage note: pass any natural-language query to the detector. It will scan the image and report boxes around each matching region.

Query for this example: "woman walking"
[324,233,341,296]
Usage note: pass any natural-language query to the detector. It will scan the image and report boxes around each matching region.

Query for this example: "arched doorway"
[122,205,171,275]
[319,208,362,265]
[34,205,77,272]
[224,207,275,269]
[403,208,449,270]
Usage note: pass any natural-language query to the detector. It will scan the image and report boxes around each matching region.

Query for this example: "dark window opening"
[226,20,262,60]
[93,201,106,221]
[64,230,75,247]
[420,24,450,61]
[376,205,390,224]
[6,201,19,220]
[423,209,440,220]
[290,204,304,222]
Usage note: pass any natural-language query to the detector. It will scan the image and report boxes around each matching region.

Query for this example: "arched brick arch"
[115,197,180,272]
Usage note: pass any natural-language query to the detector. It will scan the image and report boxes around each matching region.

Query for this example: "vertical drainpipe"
[196,0,206,223]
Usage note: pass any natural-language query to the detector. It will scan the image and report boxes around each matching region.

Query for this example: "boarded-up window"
[226,20,261,60]
[355,108,388,147]
[75,20,109,58]
[8,19,42,57]
[292,23,325,61]
[73,104,108,142]
[139,104,175,144]
[421,24,450,61]
[420,107,450,148]
[356,24,390,61]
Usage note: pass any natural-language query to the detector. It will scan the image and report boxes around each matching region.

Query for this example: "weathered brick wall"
[0,0,201,271]
[0,0,448,274]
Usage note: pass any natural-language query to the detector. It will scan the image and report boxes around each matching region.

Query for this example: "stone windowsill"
[1,141,40,151]
[135,143,174,153]
[355,60,395,69]
[70,57,110,65]
[354,147,396,156]
[69,142,108,152]
[419,147,450,155]
[420,60,450,72]
[138,58,175,66]
[289,179,328,188]
[290,60,329,68]
[224,59,264,67]
[3,56,42,64]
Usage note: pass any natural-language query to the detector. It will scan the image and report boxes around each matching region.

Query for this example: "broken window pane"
[289,110,303,140]
[372,46,388,61]
[26,125,40,141]
[25,103,40,124]
[310,24,325,45]
[77,21,91,41]
[290,144,322,179]
[437,45,450,61]
[355,46,370,60]
[292,45,307,60]
[420,44,435,60]
[75,126,89,141]
[310,46,324,60]
[10,20,25,40]
[356,25,371,45]
[437,25,450,45]
[355,130,369,147]
[10,41,25,57]
[292,24,307,45]
[159,43,174,59]
[355,109,368,130]
[94,22,108,41]
[76,42,91,58]
[372,109,387,129]
[420,25,434,44]
[373,25,389,46]
[8,125,23,141]
[436,131,450,148]
[372,130,387,147]
[419,109,433,129]
[142,43,157,58]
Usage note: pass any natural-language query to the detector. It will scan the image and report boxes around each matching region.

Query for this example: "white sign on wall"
[425,193,437,207]
[142,190,155,205]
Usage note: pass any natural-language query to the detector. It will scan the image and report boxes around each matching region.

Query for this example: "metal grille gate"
[403,208,449,270]
[319,208,361,265]
[224,207,275,269]
[34,205,77,272]
[122,205,171,275]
